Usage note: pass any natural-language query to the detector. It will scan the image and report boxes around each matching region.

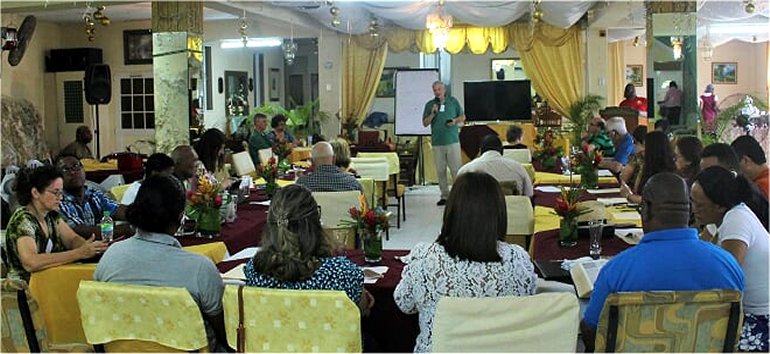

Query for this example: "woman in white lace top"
[394,172,537,352]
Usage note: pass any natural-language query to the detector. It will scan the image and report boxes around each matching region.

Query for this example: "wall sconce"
[671,36,683,60]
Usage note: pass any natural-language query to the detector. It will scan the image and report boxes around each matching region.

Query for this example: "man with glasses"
[56,154,132,240]
[601,117,635,173]
[582,117,615,158]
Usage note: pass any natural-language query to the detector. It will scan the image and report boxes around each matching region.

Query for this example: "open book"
[569,259,608,298]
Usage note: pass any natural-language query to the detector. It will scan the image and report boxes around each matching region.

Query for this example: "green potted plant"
[564,95,604,150]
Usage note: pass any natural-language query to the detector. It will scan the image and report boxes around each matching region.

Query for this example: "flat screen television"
[463,80,532,121]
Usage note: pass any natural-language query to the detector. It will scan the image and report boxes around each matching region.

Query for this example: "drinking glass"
[588,219,603,259]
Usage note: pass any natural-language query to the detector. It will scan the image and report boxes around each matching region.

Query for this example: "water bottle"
[100,211,114,243]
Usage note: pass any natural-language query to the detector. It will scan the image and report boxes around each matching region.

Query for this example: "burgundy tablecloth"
[216,249,419,353]
[531,229,633,260]
[178,193,268,254]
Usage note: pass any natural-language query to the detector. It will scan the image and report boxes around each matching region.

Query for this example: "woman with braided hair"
[243,184,374,314]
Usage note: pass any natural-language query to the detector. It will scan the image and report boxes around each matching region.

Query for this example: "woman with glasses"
[267,114,296,146]
[5,165,107,282]
[620,131,675,204]
[244,184,374,314]
[674,136,703,187]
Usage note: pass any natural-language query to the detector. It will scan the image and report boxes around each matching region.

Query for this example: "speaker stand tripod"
[91,103,101,159]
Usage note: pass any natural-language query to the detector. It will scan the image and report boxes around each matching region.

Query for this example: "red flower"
[214,194,223,207]
[349,207,359,219]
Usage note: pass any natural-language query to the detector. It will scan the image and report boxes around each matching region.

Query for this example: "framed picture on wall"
[269,68,280,101]
[123,29,153,65]
[625,65,643,87]
[712,62,737,84]
[376,67,402,97]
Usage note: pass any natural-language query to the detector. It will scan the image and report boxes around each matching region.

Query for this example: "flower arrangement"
[554,185,590,247]
[256,156,279,197]
[532,128,565,173]
[186,171,224,235]
[272,141,293,160]
[572,144,603,188]
[342,194,390,263]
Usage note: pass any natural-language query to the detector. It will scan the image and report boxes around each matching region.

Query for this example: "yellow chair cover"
[222,285,362,353]
[356,177,375,208]
[595,290,744,352]
[505,196,534,250]
[109,184,132,203]
[77,280,209,352]
[311,190,363,228]
[432,292,579,352]
[533,171,617,185]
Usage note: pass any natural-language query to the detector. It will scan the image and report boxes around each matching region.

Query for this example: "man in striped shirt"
[297,142,363,193]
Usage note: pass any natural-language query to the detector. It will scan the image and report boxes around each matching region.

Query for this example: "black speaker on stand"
[84,64,111,159]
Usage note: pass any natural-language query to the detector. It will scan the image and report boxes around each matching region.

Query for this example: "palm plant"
[564,95,604,148]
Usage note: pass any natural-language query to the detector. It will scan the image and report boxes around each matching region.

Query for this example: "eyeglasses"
[60,162,83,174]
[45,189,64,198]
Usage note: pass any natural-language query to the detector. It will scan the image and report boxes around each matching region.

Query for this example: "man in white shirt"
[457,135,533,197]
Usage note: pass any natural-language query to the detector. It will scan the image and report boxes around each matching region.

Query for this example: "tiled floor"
[383,185,444,251]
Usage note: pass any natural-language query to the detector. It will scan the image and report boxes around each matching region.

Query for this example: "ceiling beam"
[204,1,320,31]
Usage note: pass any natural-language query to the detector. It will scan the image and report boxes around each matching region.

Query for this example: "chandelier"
[238,10,248,47]
[425,0,453,50]
[82,2,110,41]
[283,23,297,65]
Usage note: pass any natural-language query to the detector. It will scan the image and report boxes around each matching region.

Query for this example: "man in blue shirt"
[57,155,132,239]
[601,117,635,173]
[581,172,745,350]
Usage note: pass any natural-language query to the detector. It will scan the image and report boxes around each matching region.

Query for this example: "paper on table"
[612,211,641,221]
[615,228,644,245]
[596,197,628,206]
[250,200,271,206]
[587,188,621,194]
[221,264,246,280]
[362,266,388,284]
[535,186,562,193]
[598,169,614,177]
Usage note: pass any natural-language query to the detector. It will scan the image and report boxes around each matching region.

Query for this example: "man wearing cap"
[580,173,745,349]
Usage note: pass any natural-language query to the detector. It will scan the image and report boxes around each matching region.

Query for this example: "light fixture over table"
[426,0,453,51]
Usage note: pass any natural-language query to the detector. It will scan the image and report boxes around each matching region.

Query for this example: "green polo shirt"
[590,130,616,157]
[248,129,272,164]
[423,95,463,146]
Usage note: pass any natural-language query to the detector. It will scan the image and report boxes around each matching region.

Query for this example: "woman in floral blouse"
[5,166,106,281]
[394,172,537,352]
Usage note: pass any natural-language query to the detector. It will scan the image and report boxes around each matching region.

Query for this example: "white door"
[55,71,93,154]
[114,72,156,155]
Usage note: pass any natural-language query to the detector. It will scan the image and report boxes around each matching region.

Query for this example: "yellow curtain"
[341,38,388,126]
[508,23,584,116]
[608,41,625,106]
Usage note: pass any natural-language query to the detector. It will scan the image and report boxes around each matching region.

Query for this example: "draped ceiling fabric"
[341,39,388,126]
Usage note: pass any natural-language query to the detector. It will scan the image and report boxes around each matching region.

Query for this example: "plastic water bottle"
[100,211,114,243]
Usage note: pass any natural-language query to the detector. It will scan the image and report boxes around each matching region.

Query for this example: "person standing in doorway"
[699,84,719,134]
[422,81,465,206]
[658,81,682,125]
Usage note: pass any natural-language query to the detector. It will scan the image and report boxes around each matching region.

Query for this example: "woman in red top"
[619,84,648,117]
[699,84,719,133]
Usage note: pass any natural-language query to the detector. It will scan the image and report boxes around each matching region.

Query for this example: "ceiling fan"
[1,15,37,67]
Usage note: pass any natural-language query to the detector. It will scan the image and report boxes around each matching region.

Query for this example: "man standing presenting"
[423,81,465,206]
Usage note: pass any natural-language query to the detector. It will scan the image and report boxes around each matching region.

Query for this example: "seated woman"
[194,128,234,188]
[394,172,536,352]
[620,131,675,204]
[674,136,703,187]
[244,184,374,313]
[5,165,107,282]
[691,167,769,352]
[329,138,356,175]
[268,114,297,146]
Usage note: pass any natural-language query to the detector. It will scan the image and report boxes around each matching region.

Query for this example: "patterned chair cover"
[595,290,743,352]
[76,280,209,352]
[222,285,361,353]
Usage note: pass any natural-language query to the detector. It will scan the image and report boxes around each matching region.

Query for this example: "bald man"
[580,173,744,350]
[296,142,363,193]
[59,125,94,160]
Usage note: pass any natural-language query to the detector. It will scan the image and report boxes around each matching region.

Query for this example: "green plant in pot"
[565,95,604,150]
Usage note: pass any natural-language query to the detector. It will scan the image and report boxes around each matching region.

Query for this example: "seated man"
[700,143,740,172]
[58,125,94,160]
[581,172,745,350]
[171,145,199,190]
[247,113,272,166]
[120,153,175,205]
[95,175,227,351]
[731,135,769,198]
[297,142,363,193]
[582,117,615,157]
[56,155,132,239]
[458,135,533,197]
[601,117,635,173]
[504,125,528,150]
